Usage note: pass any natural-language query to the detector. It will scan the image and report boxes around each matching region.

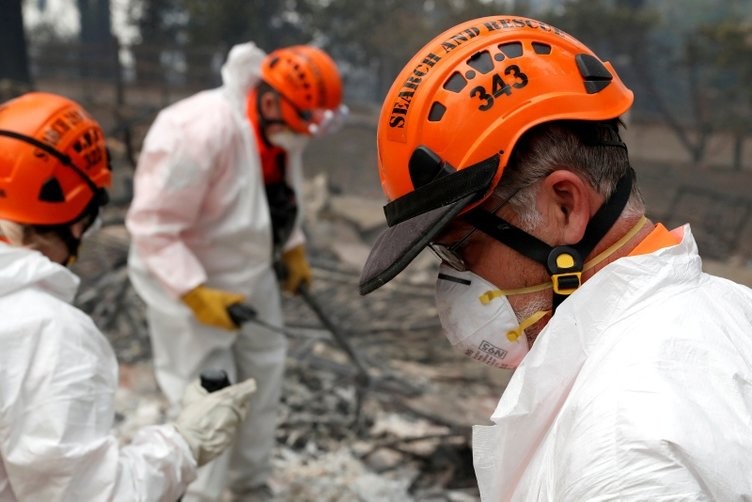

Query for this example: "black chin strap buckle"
[548,246,583,309]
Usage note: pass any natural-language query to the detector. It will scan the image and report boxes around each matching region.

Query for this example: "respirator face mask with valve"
[435,264,550,369]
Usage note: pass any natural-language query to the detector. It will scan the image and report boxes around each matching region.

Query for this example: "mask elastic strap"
[582,215,648,272]
[479,282,551,304]
[506,310,549,343]
[60,225,82,266]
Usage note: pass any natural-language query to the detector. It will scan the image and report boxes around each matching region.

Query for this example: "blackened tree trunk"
[78,0,115,80]
[0,0,32,99]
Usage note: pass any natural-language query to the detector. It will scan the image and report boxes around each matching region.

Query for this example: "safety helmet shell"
[377,16,634,207]
[260,45,344,134]
[0,92,111,225]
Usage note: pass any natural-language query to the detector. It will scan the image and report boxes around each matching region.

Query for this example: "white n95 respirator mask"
[435,264,549,370]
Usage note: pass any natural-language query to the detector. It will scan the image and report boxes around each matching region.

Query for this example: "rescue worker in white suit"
[126,42,345,500]
[358,15,752,501]
[0,92,257,501]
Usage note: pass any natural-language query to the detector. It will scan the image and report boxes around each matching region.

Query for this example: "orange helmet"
[360,16,633,294]
[0,92,111,226]
[260,45,344,135]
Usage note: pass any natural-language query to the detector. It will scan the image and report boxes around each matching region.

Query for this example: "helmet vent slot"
[39,176,65,203]
[498,42,523,58]
[466,50,495,74]
[428,102,446,122]
[575,54,613,94]
[443,72,468,93]
[532,42,552,55]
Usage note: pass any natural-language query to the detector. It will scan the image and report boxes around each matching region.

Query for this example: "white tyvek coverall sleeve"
[0,246,197,501]
[127,42,268,298]
[126,120,211,298]
[472,226,752,501]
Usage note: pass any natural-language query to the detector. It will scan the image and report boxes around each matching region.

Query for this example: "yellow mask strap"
[583,216,648,273]
[506,309,550,342]
[480,282,551,305]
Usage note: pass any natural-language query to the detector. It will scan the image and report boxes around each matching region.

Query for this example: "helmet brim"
[358,191,477,295]
[359,152,500,295]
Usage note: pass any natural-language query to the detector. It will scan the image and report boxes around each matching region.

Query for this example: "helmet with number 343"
[359,15,634,294]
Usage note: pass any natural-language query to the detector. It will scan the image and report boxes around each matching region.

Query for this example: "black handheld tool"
[199,369,231,392]
[227,303,259,327]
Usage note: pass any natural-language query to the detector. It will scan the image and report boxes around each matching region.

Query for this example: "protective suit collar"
[473,224,703,500]
[0,242,79,302]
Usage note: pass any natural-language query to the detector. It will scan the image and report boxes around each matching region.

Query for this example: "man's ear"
[70,220,86,239]
[259,90,279,120]
[538,170,597,244]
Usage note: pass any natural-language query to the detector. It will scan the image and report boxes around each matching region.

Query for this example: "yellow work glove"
[280,244,312,294]
[181,285,246,331]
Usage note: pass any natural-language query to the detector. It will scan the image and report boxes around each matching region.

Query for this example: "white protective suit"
[126,43,302,499]
[472,224,752,500]
[0,244,197,501]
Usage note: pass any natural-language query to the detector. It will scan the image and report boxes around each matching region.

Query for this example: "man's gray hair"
[494,119,644,230]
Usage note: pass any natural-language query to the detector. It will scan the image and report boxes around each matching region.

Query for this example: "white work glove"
[174,377,257,466]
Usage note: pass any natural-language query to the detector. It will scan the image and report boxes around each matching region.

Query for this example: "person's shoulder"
[700,271,752,303]
[151,89,239,141]
[546,328,749,495]
[0,289,118,423]
[141,89,242,158]
[568,306,752,439]
[167,87,226,109]
[5,287,98,334]
[0,290,115,392]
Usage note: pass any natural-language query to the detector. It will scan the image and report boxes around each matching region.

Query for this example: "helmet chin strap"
[59,225,82,266]
[466,169,634,312]
[38,199,101,266]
